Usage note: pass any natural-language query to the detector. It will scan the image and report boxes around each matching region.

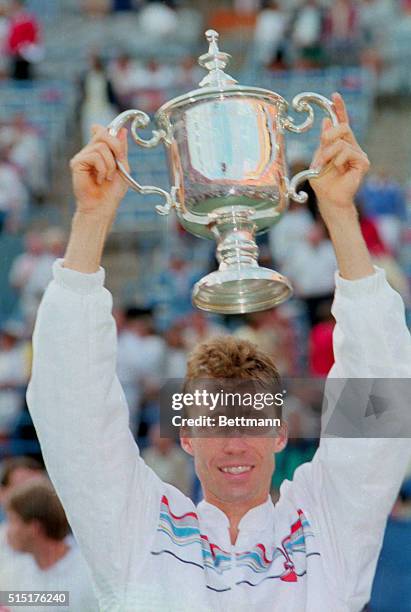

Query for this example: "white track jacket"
[27,260,411,612]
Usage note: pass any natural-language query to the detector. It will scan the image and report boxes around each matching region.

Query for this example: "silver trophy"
[108,30,338,314]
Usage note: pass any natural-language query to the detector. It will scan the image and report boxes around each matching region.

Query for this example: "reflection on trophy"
[108,30,338,314]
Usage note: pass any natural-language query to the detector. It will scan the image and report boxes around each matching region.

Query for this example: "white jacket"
[27,260,411,612]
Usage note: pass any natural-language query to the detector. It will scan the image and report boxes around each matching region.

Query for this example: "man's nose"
[222,436,249,453]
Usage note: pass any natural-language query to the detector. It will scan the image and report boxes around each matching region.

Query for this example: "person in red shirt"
[308,300,335,376]
[6,0,41,80]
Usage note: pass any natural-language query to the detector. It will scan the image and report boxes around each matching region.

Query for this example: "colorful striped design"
[155,496,319,581]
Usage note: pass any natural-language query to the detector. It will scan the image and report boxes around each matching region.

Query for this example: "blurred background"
[0,1,410,610]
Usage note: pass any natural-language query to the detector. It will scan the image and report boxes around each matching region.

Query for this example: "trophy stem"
[192,207,293,314]
[213,210,259,271]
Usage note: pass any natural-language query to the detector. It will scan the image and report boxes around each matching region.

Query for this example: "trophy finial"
[198,29,237,88]
[205,29,219,43]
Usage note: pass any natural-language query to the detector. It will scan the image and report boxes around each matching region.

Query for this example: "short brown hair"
[6,480,70,541]
[182,336,282,423]
[186,336,280,384]
[1,457,43,488]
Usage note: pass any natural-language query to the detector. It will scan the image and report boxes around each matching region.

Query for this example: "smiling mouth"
[218,465,255,475]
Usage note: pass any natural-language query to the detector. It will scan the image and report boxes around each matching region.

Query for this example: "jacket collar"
[196,496,275,548]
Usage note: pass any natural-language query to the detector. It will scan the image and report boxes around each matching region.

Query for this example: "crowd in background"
[0,0,410,610]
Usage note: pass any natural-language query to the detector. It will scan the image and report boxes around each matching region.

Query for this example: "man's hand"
[309,93,370,219]
[308,93,374,280]
[63,125,130,273]
[70,125,129,219]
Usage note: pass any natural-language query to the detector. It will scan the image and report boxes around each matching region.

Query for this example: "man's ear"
[180,432,194,456]
[273,422,288,454]
[30,519,43,538]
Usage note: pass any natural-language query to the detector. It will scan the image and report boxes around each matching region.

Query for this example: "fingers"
[321,122,358,148]
[313,140,370,174]
[334,147,370,174]
[320,93,360,150]
[315,140,346,167]
[332,92,350,124]
[88,143,117,181]
[118,128,128,158]
[72,151,107,185]
[90,124,126,161]
[70,124,130,185]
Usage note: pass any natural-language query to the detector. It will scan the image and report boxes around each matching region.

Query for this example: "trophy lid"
[156,30,287,119]
[197,30,237,88]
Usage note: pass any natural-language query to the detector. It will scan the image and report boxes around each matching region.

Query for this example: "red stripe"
[200,534,230,557]
[290,519,302,534]
[161,495,198,520]
[256,543,272,565]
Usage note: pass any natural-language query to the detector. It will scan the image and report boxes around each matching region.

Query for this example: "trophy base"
[192,267,293,314]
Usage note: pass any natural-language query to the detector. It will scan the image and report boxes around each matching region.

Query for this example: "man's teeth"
[221,466,252,474]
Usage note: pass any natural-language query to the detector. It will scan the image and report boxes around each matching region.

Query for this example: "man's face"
[6,510,37,553]
[181,432,286,507]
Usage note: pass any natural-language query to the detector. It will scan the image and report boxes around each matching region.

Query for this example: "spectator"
[0,457,44,569]
[0,479,98,611]
[0,144,29,234]
[0,0,9,75]
[5,114,47,200]
[291,0,324,69]
[164,321,187,379]
[0,456,44,523]
[138,1,178,40]
[358,0,395,74]
[6,0,43,80]
[358,206,410,301]
[8,231,44,295]
[18,227,66,328]
[323,0,360,66]
[154,252,200,321]
[234,309,294,375]
[175,55,202,89]
[117,306,165,433]
[358,206,391,258]
[269,190,313,270]
[308,300,335,377]
[133,59,174,113]
[142,424,192,496]
[358,169,407,254]
[280,219,337,326]
[253,0,288,67]
[108,52,143,111]
[183,311,226,352]
[0,320,30,440]
[81,54,118,145]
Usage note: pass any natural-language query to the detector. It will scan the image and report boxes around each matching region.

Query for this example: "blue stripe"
[151,549,204,570]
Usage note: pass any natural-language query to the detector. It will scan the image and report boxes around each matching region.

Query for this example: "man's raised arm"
[26,127,164,608]
[288,93,411,610]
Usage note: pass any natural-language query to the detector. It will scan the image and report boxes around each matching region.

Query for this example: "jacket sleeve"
[26,259,165,604]
[288,267,411,610]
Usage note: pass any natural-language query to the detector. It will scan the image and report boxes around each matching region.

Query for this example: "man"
[0,456,45,582]
[0,479,98,612]
[6,0,42,80]
[0,456,43,509]
[26,93,411,611]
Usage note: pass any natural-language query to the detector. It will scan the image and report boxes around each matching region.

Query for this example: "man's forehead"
[9,467,41,487]
[185,377,281,394]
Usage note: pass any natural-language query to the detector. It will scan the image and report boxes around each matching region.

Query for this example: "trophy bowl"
[108,30,338,314]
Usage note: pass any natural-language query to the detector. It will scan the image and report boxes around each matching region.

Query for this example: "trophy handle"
[108,110,175,215]
[282,93,339,204]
